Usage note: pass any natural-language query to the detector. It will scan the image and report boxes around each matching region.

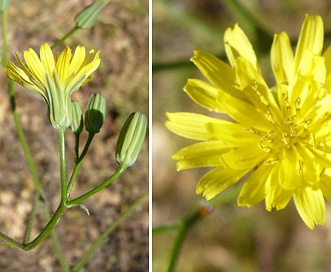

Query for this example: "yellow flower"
[5,43,101,130]
[166,14,331,229]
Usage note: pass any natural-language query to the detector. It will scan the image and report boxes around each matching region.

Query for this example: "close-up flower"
[5,43,101,130]
[166,14,331,229]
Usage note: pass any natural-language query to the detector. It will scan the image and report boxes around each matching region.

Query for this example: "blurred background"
[153,0,331,271]
[0,0,148,271]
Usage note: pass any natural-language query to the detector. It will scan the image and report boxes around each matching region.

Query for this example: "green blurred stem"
[67,133,95,198]
[167,207,212,272]
[71,191,148,272]
[152,223,179,235]
[51,27,79,49]
[67,165,125,205]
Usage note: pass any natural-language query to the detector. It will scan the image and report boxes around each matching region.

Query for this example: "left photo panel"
[0,0,149,271]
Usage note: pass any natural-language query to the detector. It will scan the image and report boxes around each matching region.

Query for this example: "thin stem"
[67,133,95,198]
[23,203,67,251]
[41,203,70,272]
[51,27,79,49]
[167,206,212,272]
[67,166,124,206]
[71,191,148,272]
[23,193,40,244]
[58,129,68,202]
[0,232,24,250]
[74,134,80,162]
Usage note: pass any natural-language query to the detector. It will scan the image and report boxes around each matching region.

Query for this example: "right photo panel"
[153,1,331,271]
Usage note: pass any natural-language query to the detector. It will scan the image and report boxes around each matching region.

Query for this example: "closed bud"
[70,101,83,135]
[116,112,147,169]
[85,93,106,134]
[74,0,110,29]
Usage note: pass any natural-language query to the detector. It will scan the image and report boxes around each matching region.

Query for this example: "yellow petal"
[205,121,259,146]
[23,48,46,85]
[56,45,72,84]
[190,50,235,91]
[173,141,231,170]
[71,50,101,88]
[278,147,300,190]
[238,165,273,207]
[40,43,55,76]
[224,24,259,70]
[196,167,249,200]
[265,179,293,211]
[319,173,331,202]
[271,32,294,85]
[165,112,219,141]
[294,14,323,72]
[184,78,224,112]
[235,57,279,112]
[221,144,267,170]
[68,45,86,74]
[218,92,272,131]
[293,185,325,229]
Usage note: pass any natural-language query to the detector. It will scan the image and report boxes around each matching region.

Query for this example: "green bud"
[85,93,106,134]
[116,112,147,169]
[0,0,9,11]
[74,0,110,29]
[70,101,83,135]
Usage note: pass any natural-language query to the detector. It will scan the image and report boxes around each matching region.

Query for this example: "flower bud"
[70,101,83,135]
[116,112,147,169]
[0,0,9,11]
[85,93,106,134]
[74,0,110,29]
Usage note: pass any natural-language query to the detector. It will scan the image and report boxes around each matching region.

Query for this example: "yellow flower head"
[166,15,331,229]
[5,43,101,130]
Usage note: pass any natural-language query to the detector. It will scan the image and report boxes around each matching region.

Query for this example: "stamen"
[258,131,273,152]
[263,157,279,165]
[265,111,276,125]
[297,160,303,175]
[309,133,316,148]
[295,97,301,116]
[244,127,261,134]
[281,132,290,146]
[284,115,296,124]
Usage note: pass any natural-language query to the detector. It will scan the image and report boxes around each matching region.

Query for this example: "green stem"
[51,27,79,49]
[67,166,124,206]
[67,133,95,198]
[167,206,212,272]
[23,203,67,251]
[58,129,68,202]
[41,203,70,272]
[23,193,40,244]
[0,233,23,249]
[71,191,148,272]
